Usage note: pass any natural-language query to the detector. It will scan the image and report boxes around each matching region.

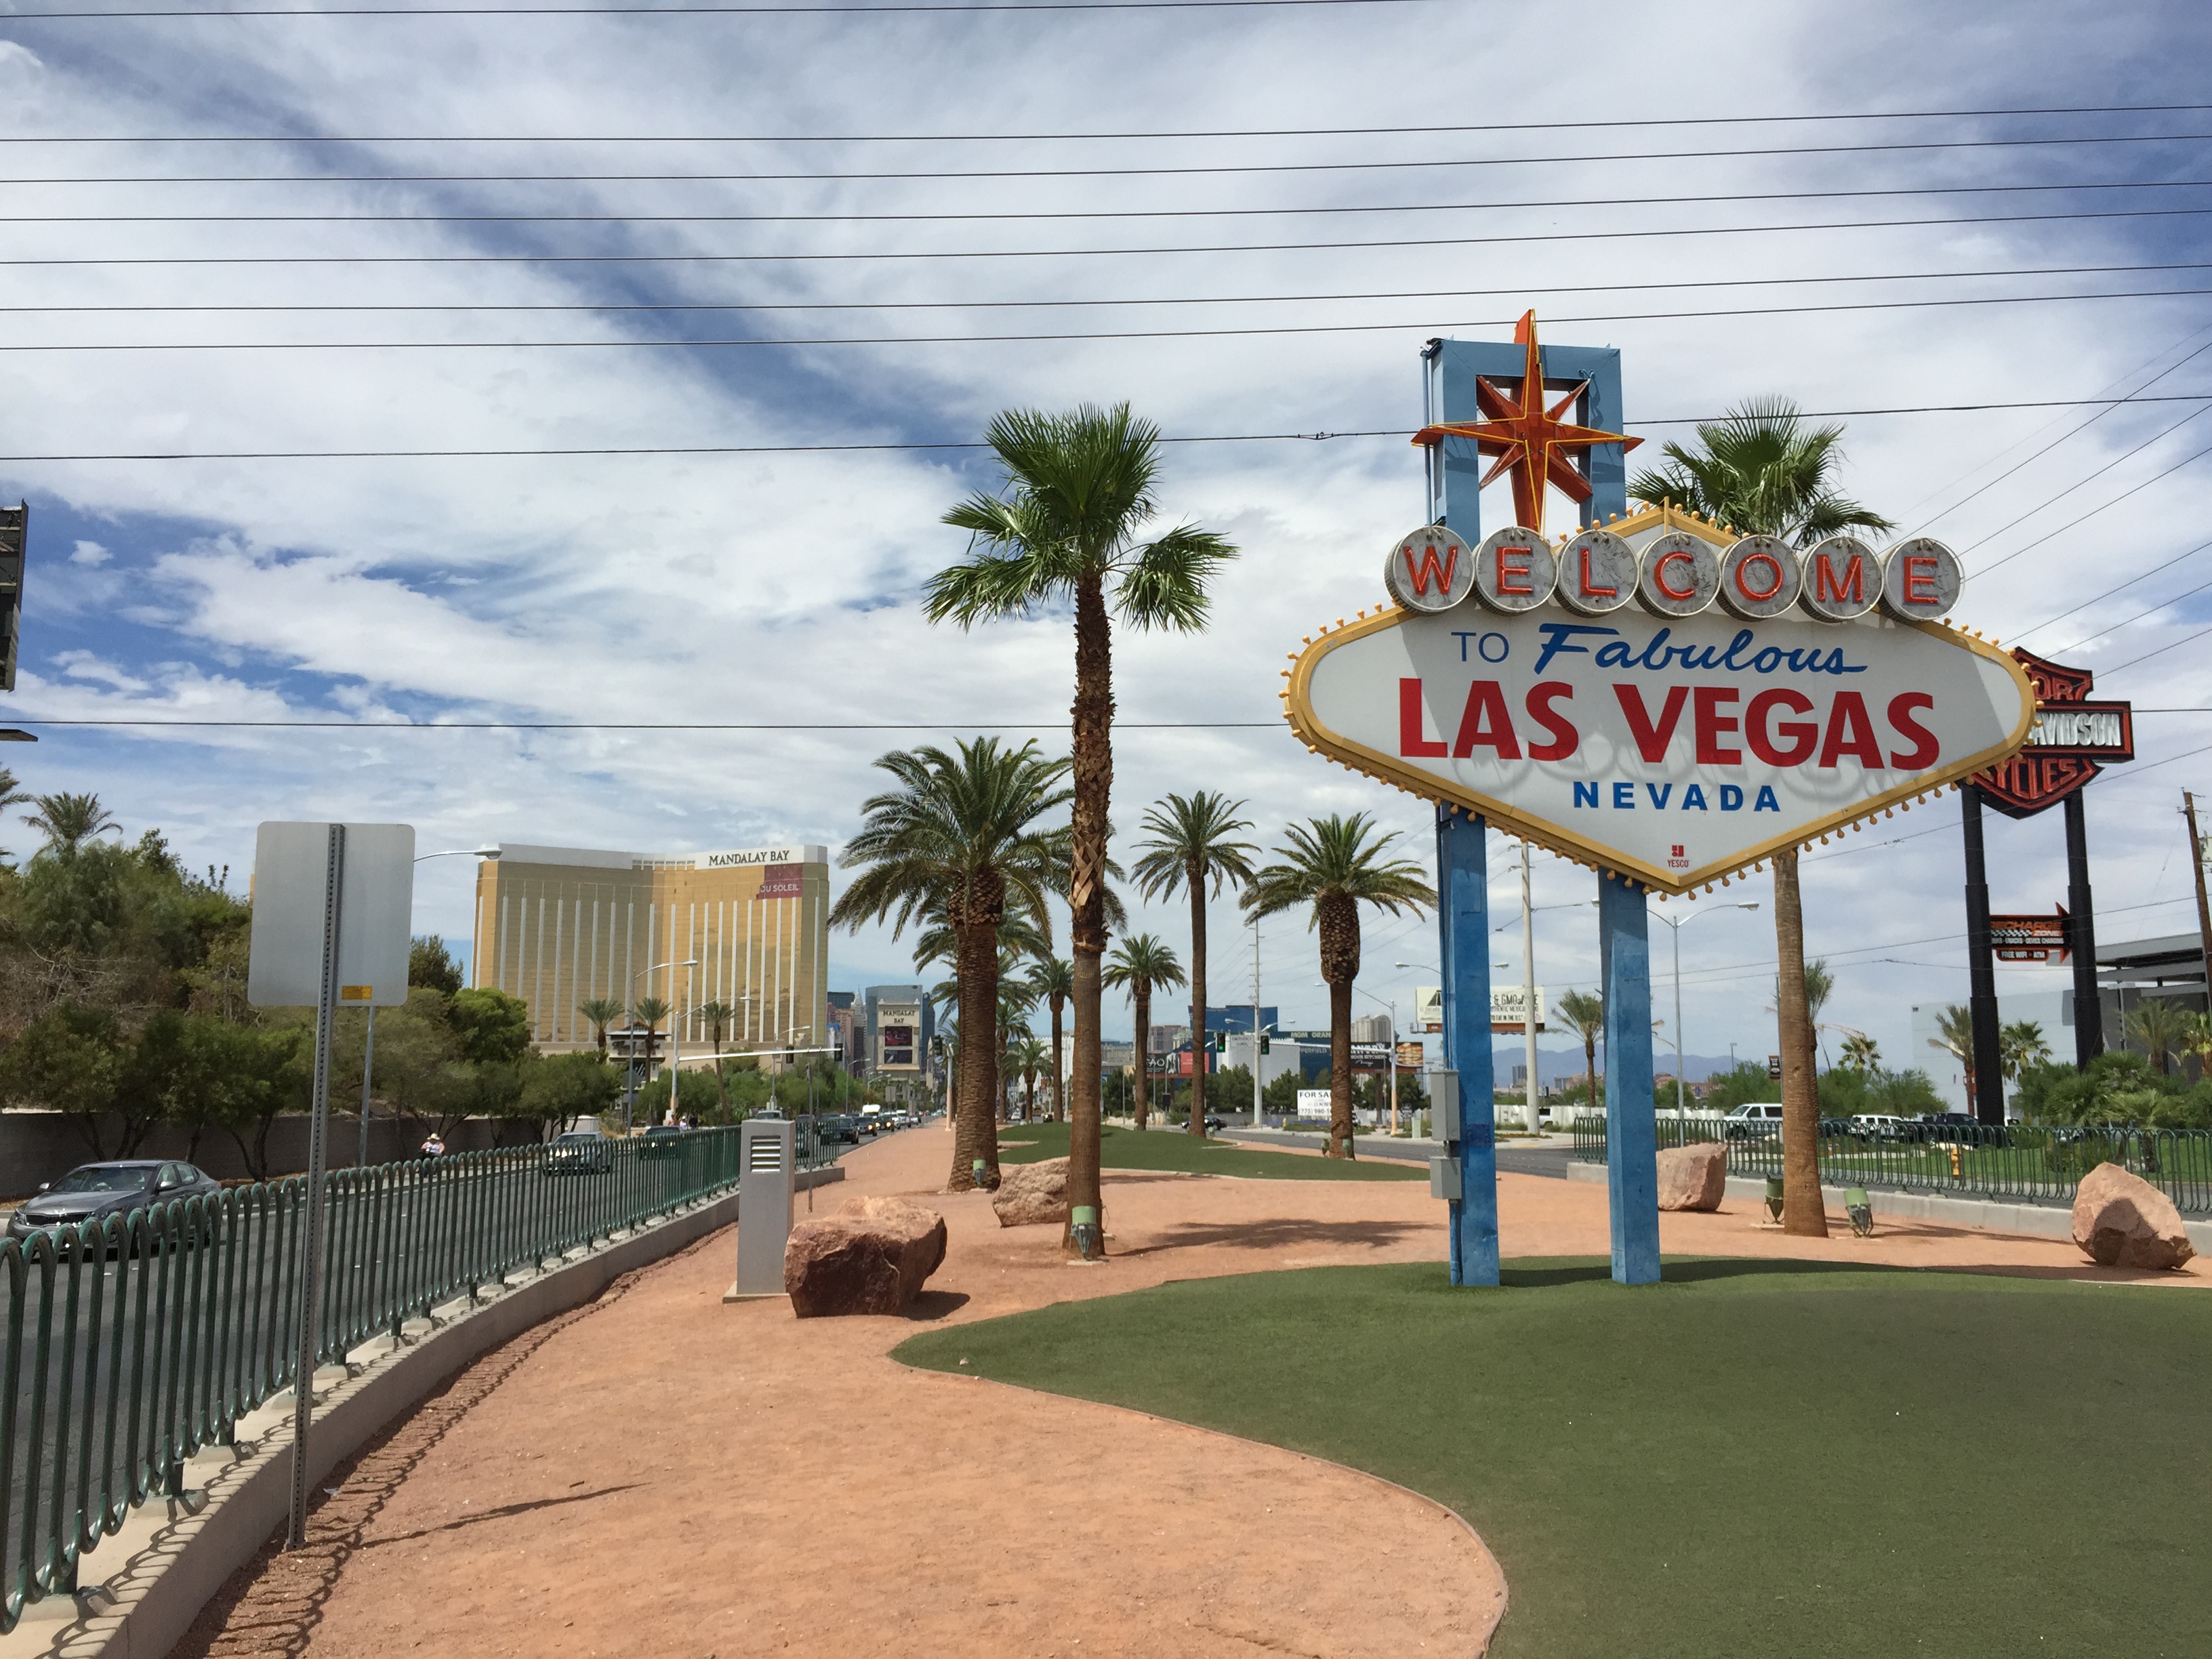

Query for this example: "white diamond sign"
[1284,505,2036,895]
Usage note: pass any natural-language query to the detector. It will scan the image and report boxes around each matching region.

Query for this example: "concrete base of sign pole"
[1600,872,1662,1285]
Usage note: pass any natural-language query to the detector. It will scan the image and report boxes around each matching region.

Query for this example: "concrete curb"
[1560,1159,2212,1252]
[20,1165,845,1659]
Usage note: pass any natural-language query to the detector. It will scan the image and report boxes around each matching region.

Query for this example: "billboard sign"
[755,863,806,899]
[1971,650,2132,820]
[1282,504,2036,895]
[1395,1040,1426,1069]
[1295,1088,1332,1121]
[1490,984,1547,1032]
[1990,907,2070,962]
[1413,984,1443,1033]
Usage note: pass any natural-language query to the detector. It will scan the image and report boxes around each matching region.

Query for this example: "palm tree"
[630,996,671,1124]
[2126,999,2192,1076]
[1010,1031,1050,1122]
[829,737,1072,1190]
[26,791,121,856]
[1029,956,1074,1121]
[1244,815,1436,1159]
[1133,791,1258,1139]
[1630,398,1896,548]
[1641,402,1885,1237]
[695,999,737,1117]
[2179,1010,2212,1085]
[1839,1031,1881,1072]
[929,403,1237,1253]
[0,766,28,862]
[1103,933,1185,1130]
[1929,1004,1975,1091]
[577,996,622,1056]
[1553,989,1605,1111]
[1999,1020,2050,1083]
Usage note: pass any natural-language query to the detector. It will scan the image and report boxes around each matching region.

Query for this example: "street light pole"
[630,956,699,1131]
[1251,914,1264,1128]
[1652,902,1761,1119]
[1520,842,1540,1136]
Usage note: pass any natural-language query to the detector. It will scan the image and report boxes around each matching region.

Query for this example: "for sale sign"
[1284,504,2036,895]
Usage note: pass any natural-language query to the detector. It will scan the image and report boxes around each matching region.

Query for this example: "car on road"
[1203,1115,1227,1132]
[819,1114,862,1145]
[636,1124,688,1159]
[544,1130,613,1174]
[6,1161,224,1247]
[1902,1111,1985,1143]
[1850,1113,1908,1141]
[1723,1103,1785,1139]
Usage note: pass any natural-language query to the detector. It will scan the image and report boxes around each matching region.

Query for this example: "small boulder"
[2072,1162,2196,1271]
[784,1195,948,1316]
[1654,1141,1728,1212]
[992,1158,1069,1227]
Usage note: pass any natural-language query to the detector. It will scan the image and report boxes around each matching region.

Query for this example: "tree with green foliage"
[1103,933,1184,1131]
[1133,790,1258,1140]
[0,1004,134,1155]
[409,935,464,996]
[1244,815,1435,1159]
[2000,1020,2051,1082]
[2125,999,2190,1076]
[0,765,28,863]
[518,1050,622,1138]
[831,737,1072,1189]
[930,403,1237,1250]
[1553,989,1605,1107]
[23,791,122,855]
[449,985,533,1065]
[576,996,622,1054]
[1028,956,1074,1121]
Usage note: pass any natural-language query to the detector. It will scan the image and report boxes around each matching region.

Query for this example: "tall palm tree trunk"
[1132,985,1151,1129]
[1049,992,1066,1122]
[952,914,1002,1189]
[1772,850,1827,1236]
[1066,572,1112,1254]
[1326,979,1354,1159]
[1186,855,1208,1137]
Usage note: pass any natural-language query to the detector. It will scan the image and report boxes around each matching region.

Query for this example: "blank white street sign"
[247,822,415,1008]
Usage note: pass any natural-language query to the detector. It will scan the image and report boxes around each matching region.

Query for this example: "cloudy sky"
[1,0,2209,1072]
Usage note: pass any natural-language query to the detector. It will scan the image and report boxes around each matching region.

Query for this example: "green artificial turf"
[897,1260,2212,1658]
[989,1119,1420,1182]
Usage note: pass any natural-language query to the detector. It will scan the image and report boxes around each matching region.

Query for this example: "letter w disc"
[1385,523,1474,614]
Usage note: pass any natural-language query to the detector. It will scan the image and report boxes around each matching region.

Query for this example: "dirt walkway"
[184,1128,2200,1659]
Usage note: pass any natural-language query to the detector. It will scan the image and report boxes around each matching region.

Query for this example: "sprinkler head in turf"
[1765,1175,1786,1224]
[1845,1186,1875,1237]
[972,1157,1000,1192]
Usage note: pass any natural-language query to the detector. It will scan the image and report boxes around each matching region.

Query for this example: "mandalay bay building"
[470,842,830,1059]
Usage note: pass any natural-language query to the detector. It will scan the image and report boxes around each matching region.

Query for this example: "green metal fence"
[0,1127,745,1633]
[1568,1116,2212,1215]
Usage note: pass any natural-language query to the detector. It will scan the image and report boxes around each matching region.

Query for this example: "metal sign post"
[247,820,413,1552]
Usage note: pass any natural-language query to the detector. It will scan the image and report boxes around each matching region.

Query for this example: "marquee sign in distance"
[1988,907,2070,962]
[1286,504,2038,896]
[1971,649,2133,819]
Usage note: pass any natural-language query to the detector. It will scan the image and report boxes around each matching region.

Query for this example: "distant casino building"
[472,842,830,1057]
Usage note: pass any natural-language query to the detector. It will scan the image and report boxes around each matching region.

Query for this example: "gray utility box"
[724,1118,797,1302]
[1429,1071,1462,1201]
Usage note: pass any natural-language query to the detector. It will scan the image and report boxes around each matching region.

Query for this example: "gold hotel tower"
[471,842,830,1057]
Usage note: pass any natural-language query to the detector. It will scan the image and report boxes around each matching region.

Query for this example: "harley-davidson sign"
[1971,649,2133,819]
[1283,503,2037,895]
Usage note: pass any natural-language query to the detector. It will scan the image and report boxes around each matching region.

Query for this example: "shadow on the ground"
[904,1289,972,1321]
[1123,1217,1431,1256]
[1494,1256,1921,1289]
[359,1484,641,1549]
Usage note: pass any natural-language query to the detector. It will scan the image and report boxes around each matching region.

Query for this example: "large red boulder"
[1655,1141,1728,1212]
[991,1157,1068,1227]
[784,1195,948,1316]
[2072,1162,2196,1270]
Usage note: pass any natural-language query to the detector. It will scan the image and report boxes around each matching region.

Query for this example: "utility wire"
[9,203,2209,266]
[1965,422,2212,585]
[8,101,2210,140]
[6,283,2209,350]
[13,394,2212,462]
[2011,535,2212,643]
[14,260,2205,316]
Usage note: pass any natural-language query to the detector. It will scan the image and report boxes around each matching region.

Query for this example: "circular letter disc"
[1797,535,1881,622]
[1635,531,1721,618]
[1382,524,1474,613]
[1555,529,1639,616]
[1472,526,1557,614]
[1716,535,1802,620]
[1879,537,1963,622]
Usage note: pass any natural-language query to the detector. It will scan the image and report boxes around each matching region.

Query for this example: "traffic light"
[1259,1034,1271,1054]
[1212,1029,1226,1053]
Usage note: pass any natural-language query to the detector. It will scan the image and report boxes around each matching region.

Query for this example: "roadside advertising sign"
[1489,983,1546,1033]
[1970,649,2132,821]
[1989,907,2070,962]
[1396,1040,1426,1069]
[1283,504,2038,895]
[1295,1088,1332,1121]
[1412,984,1443,1032]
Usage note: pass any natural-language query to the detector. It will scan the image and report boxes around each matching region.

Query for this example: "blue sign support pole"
[1422,335,1629,544]
[1600,872,1662,1284]
[1436,806,1500,1286]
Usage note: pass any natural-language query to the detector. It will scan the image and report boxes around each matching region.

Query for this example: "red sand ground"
[178,1127,2201,1659]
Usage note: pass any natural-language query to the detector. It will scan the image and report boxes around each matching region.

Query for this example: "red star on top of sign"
[1413,310,1642,537]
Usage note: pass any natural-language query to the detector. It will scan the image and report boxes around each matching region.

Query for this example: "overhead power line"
[0,0,1458,15]
[7,203,2205,267]
[12,260,2203,316]
[5,101,2209,139]
[12,395,2212,463]
[5,283,2209,351]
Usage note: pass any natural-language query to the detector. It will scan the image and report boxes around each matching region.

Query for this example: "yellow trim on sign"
[1281,596,2038,896]
[340,985,374,1001]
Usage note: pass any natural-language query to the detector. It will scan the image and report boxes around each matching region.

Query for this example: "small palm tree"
[1010,1031,1050,1122]
[1839,1031,1882,1073]
[829,737,1072,1189]
[2179,1010,2212,1085]
[1553,989,1605,1111]
[2126,999,2192,1076]
[1103,933,1185,1131]
[1929,1004,1975,1086]
[1029,956,1074,1121]
[929,403,1237,1252]
[1631,398,1896,548]
[1999,1020,2050,1082]
[577,996,623,1055]
[695,999,737,1116]
[1244,815,1436,1158]
[0,766,28,862]
[26,791,121,856]
[1133,791,1258,1138]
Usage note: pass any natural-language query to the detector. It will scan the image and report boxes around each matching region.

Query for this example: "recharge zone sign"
[1286,503,2036,895]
